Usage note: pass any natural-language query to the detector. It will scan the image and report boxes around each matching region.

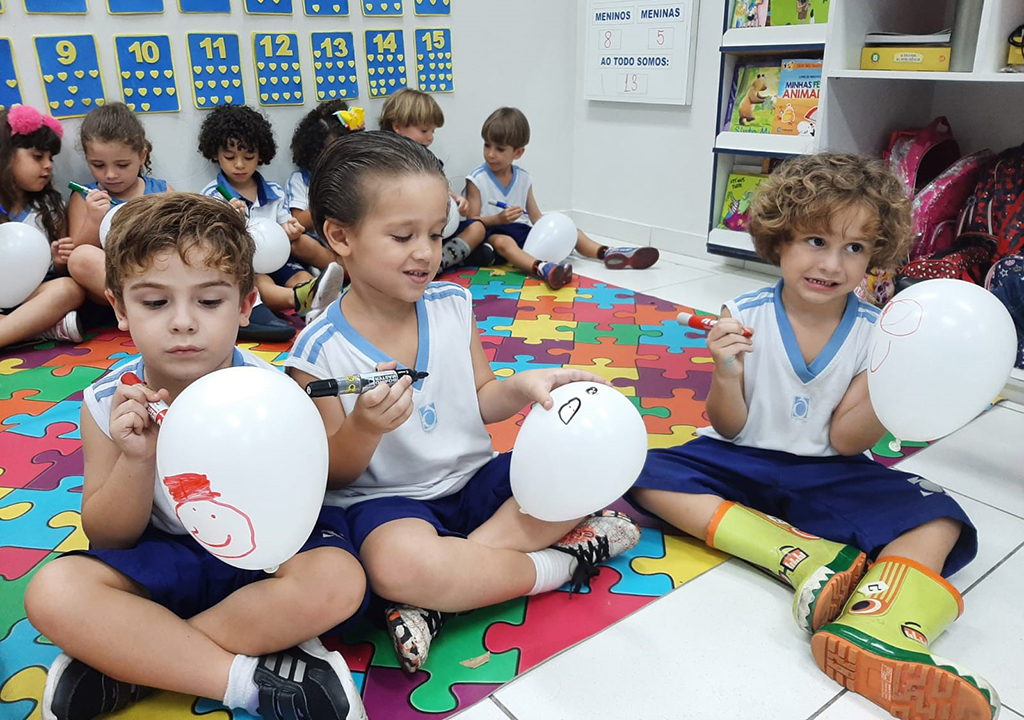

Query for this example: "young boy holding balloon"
[25,193,369,720]
[464,106,660,289]
[0,105,85,347]
[630,153,997,719]
[285,131,642,674]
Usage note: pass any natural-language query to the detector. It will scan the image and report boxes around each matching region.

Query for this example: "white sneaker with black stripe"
[254,639,366,720]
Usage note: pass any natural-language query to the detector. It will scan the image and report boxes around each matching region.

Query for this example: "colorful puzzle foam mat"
[0,266,925,719]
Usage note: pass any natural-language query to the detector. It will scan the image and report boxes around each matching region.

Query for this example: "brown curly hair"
[105,192,254,302]
[748,152,912,271]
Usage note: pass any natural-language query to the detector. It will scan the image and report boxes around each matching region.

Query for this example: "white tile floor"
[451,242,1024,720]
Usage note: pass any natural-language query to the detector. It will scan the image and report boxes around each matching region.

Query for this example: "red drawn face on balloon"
[163,472,256,559]
[870,298,924,372]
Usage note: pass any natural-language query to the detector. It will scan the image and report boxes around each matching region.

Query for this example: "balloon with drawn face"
[164,473,256,560]
[510,381,648,522]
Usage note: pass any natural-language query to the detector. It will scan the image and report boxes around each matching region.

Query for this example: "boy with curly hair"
[198,105,344,341]
[629,153,998,720]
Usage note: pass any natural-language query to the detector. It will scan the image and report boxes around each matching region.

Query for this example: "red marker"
[677,312,752,338]
[120,372,169,425]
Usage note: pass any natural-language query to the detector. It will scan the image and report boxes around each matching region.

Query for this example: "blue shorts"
[346,453,513,550]
[485,222,532,248]
[268,258,308,287]
[78,506,368,635]
[630,436,977,577]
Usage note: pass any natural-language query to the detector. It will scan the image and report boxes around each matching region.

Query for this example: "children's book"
[727,61,781,134]
[769,0,830,26]
[772,58,822,136]
[730,0,768,28]
[719,173,769,232]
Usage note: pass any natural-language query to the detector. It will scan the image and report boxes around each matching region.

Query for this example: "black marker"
[306,369,429,397]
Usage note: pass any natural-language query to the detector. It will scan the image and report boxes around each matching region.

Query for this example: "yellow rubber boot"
[812,556,999,720]
[707,502,866,633]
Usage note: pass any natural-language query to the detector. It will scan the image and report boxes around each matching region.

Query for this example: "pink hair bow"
[7,104,64,140]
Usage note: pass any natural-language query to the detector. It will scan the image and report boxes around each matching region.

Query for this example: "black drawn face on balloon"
[557,386,600,425]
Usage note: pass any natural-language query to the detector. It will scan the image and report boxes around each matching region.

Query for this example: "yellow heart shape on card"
[231,65,240,72]
[58,72,68,81]
[44,74,54,82]
[311,3,320,9]
[388,78,395,86]
[141,103,150,110]
[398,65,405,72]
[198,97,207,105]
[318,91,326,99]
[292,75,300,84]
[82,97,92,106]
[368,67,375,76]
[332,3,339,9]
[397,54,404,61]
[314,62,322,69]
[269,62,277,71]
[270,76,278,85]
[96,98,105,105]
[369,79,377,87]
[64,99,74,107]
[68,85,78,94]
[154,87,163,95]
[258,75,267,85]
[135,71,145,79]
[193,66,202,74]
[283,91,291,99]
[121,71,131,79]
[348,60,356,68]
[271,92,279,100]
[5,79,16,88]
[168,88,176,95]
[292,63,300,71]
[324,61,333,69]
[124,87,134,96]
[49,101,59,109]
[127,103,135,110]
[349,74,356,82]
[211,95,219,103]
[164,70,173,78]
[219,65,227,73]
[417,63,423,70]
[74,70,84,79]
[340,88,347,96]
[207,80,216,88]
[206,66,214,73]
[257,62,266,70]
[327,75,335,82]
[138,88,148,96]
[224,94,233,102]
[280,75,289,84]
[221,79,229,87]
[261,92,269,101]
[386,54,393,62]
[232,79,240,87]
[150,70,159,78]
[195,80,203,88]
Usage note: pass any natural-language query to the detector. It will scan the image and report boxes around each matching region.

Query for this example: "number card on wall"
[584,0,699,106]
[362,0,400,16]
[415,29,452,93]
[311,32,358,102]
[304,0,347,15]
[108,0,163,13]
[34,36,106,118]
[178,0,230,12]
[187,33,244,109]
[0,39,23,110]
[24,0,86,14]
[414,0,449,15]
[364,30,406,98]
[253,33,303,106]
[244,0,291,14]
[114,36,179,113]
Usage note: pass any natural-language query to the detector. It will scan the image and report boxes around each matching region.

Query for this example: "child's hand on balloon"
[282,218,305,242]
[109,383,170,461]
[517,368,611,410]
[228,198,248,216]
[349,361,414,435]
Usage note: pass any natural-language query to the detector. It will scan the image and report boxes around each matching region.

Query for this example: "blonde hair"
[105,193,255,301]
[748,152,912,270]
[378,89,444,132]
[481,107,530,149]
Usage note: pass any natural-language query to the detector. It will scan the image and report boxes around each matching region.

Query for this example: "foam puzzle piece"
[491,355,561,379]
[0,366,104,402]
[574,284,637,310]
[489,337,574,366]
[491,315,576,345]
[632,533,729,587]
[234,342,288,367]
[0,666,47,720]
[471,296,522,321]
[3,401,81,439]
[514,283,577,305]
[638,320,711,354]
[0,551,58,639]
[0,475,83,551]
[571,321,663,347]
[466,267,523,287]
[468,281,519,302]
[550,336,658,369]
[0,547,50,581]
[25,448,83,492]
[0,423,81,490]
[0,390,54,433]
[603,528,675,597]
[646,423,700,448]
[486,568,653,672]
[41,333,137,376]
[360,668,496,720]
[0,618,60,694]
[476,316,514,338]
[3,343,88,371]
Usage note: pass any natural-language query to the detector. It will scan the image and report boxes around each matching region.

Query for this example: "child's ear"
[322,218,353,258]
[106,290,130,332]
[237,288,258,327]
[513,147,526,160]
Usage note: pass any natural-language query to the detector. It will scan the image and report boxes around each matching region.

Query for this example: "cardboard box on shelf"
[860,46,951,71]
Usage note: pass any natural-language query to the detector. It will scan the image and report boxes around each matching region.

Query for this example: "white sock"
[223,654,260,715]
[526,548,578,595]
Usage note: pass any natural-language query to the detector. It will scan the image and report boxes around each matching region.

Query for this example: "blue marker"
[0,202,6,216]
[488,199,514,210]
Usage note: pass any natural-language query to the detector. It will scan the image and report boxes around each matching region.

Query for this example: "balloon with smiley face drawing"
[156,366,329,571]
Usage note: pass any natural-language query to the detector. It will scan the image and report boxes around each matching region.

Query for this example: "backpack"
[909,149,992,259]
[885,116,961,195]
[897,143,1024,289]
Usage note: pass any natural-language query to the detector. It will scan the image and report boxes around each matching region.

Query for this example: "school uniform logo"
[791,395,811,421]
[419,403,438,432]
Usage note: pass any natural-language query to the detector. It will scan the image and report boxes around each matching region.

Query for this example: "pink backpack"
[884,116,961,195]
[909,149,993,259]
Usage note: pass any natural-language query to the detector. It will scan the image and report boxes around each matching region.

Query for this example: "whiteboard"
[584,0,699,105]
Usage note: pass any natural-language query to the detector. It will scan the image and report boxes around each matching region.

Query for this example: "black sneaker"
[238,303,296,343]
[385,604,451,673]
[464,241,497,268]
[254,639,366,720]
[42,652,151,720]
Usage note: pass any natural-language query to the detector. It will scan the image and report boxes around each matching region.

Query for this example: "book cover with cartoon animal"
[727,62,781,134]
[730,0,768,28]
[719,173,769,231]
[769,0,830,26]
[772,58,822,136]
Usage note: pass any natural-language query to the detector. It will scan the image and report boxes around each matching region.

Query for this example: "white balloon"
[98,203,125,248]
[442,197,461,239]
[247,217,291,274]
[523,212,577,263]
[511,381,648,522]
[867,279,1017,442]
[156,366,329,571]
[0,222,51,308]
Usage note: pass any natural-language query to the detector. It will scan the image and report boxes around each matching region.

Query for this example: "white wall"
[570,0,724,256]
[2,0,578,207]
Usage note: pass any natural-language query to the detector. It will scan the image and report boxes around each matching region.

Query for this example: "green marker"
[215,184,235,201]
[68,181,124,205]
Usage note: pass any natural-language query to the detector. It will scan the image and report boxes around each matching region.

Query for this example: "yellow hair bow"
[335,107,366,132]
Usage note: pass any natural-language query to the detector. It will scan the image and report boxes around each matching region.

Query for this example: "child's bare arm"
[80,385,166,548]
[291,207,315,231]
[471,330,608,424]
[705,307,752,439]
[465,182,519,228]
[525,187,542,224]
[288,365,413,488]
[68,191,105,248]
[829,371,887,455]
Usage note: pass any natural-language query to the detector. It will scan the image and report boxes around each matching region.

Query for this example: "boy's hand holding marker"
[677,311,754,376]
[111,372,170,461]
[337,361,418,436]
[488,199,523,223]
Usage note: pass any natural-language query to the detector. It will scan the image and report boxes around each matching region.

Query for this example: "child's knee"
[48,276,86,307]
[364,537,444,600]
[25,556,104,630]
[285,548,367,621]
[67,245,100,280]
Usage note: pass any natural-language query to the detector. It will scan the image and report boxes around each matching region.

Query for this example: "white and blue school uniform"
[285,282,511,549]
[203,171,305,285]
[78,350,367,627]
[286,168,328,244]
[466,163,533,247]
[632,281,976,576]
